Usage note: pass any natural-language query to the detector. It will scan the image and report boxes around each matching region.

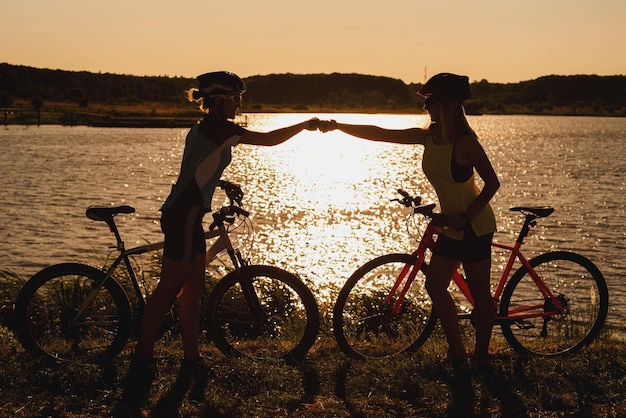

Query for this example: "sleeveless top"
[422,135,496,240]
[160,116,246,212]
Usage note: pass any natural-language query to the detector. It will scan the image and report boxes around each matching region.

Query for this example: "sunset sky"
[2,0,624,84]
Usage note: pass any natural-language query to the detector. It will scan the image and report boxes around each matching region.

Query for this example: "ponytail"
[186,88,209,113]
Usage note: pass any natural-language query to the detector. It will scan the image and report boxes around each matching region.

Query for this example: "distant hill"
[1,63,625,125]
[243,73,412,109]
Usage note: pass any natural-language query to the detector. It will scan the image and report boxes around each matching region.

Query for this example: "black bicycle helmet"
[418,73,470,101]
[196,71,246,96]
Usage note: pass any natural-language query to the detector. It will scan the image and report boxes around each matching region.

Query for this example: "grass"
[1,269,625,417]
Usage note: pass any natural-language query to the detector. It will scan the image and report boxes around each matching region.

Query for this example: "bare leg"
[178,253,206,360]
[425,255,466,360]
[119,255,198,408]
[135,255,195,360]
[464,258,495,362]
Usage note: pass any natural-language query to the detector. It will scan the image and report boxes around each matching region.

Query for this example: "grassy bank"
[1,328,625,417]
[1,269,624,417]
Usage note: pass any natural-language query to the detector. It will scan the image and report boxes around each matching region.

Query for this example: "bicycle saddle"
[509,206,554,218]
[86,205,136,222]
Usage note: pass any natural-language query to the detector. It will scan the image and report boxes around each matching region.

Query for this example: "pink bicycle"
[333,189,608,360]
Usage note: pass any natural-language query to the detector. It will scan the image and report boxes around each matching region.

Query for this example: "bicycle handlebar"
[391,188,422,208]
[391,189,438,218]
[209,182,251,231]
[209,205,250,231]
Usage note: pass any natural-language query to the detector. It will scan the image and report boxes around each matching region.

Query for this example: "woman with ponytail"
[116,71,319,412]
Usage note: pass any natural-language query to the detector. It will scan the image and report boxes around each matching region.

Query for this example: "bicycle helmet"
[196,71,246,96]
[418,73,470,101]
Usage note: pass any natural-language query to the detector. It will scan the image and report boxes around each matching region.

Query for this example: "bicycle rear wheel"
[13,263,132,365]
[500,251,608,357]
[207,265,319,363]
[333,254,437,360]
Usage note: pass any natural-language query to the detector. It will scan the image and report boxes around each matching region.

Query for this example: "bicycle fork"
[213,223,268,329]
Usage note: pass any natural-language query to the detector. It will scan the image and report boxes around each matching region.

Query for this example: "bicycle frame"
[74,215,242,321]
[488,215,567,322]
[15,183,322,365]
[388,211,566,323]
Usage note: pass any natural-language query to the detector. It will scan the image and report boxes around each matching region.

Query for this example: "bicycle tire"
[333,254,437,360]
[499,251,608,357]
[13,263,132,365]
[207,265,319,363]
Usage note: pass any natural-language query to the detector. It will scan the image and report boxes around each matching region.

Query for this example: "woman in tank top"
[320,73,500,371]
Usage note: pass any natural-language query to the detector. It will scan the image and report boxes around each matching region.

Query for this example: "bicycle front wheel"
[333,254,437,360]
[500,251,608,357]
[13,263,132,365]
[207,265,319,362]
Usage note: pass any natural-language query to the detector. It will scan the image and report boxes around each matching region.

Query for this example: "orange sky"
[2,0,624,84]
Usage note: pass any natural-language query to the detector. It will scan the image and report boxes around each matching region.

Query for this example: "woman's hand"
[432,214,469,230]
[318,119,338,133]
[306,118,321,131]
[218,180,244,205]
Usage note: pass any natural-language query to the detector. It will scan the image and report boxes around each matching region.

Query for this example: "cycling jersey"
[161,116,246,212]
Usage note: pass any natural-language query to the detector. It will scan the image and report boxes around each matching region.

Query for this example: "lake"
[1,114,624,336]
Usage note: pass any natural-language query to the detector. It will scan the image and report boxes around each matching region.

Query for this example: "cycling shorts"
[160,205,206,263]
[433,226,493,264]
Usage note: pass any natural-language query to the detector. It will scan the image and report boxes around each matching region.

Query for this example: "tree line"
[1,63,625,116]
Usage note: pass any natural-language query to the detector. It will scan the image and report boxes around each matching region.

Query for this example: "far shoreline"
[3,101,624,127]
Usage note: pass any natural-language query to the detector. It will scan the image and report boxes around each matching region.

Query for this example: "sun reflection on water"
[219,114,436,300]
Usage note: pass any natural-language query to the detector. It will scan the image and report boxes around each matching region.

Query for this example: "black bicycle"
[13,184,319,365]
